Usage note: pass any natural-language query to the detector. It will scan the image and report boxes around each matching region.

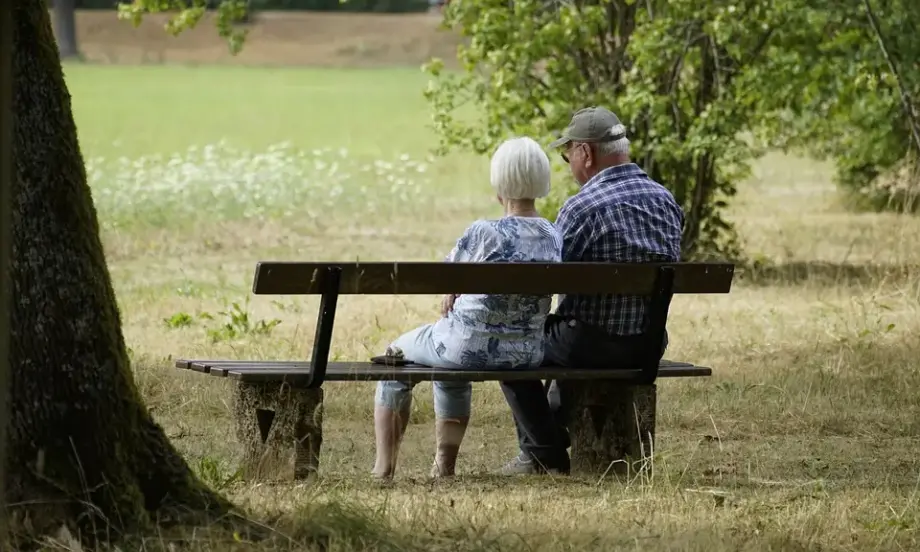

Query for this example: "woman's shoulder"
[464,217,535,235]
[461,219,499,238]
[464,217,561,241]
[475,216,555,228]
[453,219,499,255]
[520,216,563,239]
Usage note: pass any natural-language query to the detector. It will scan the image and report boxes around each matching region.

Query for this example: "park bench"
[176,261,735,480]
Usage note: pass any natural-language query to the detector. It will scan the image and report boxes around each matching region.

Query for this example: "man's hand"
[440,294,458,317]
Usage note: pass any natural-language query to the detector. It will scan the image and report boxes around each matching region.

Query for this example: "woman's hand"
[440,294,458,317]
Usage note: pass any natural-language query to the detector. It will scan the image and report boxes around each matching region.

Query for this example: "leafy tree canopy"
[117,0,252,54]
[424,0,920,256]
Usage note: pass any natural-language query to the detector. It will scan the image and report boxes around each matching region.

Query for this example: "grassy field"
[64,58,920,551]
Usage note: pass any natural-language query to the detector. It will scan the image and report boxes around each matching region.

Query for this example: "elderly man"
[497,106,685,475]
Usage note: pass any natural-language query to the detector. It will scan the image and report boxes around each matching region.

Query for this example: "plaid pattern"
[554,163,684,336]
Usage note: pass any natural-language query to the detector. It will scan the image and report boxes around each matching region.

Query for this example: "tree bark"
[51,0,79,60]
[235,383,324,481]
[6,0,232,543]
[0,1,14,547]
[567,382,657,477]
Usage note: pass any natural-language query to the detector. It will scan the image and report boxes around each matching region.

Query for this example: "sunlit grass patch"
[88,142,436,230]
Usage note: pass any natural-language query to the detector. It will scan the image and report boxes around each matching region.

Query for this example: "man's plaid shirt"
[555,163,684,336]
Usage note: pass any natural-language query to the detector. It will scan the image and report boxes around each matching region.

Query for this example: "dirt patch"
[73,10,464,67]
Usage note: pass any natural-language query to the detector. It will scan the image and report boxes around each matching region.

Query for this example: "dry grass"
[51,17,920,550]
[110,150,920,552]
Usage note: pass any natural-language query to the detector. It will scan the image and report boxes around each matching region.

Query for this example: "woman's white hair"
[489,136,551,200]
[594,124,630,156]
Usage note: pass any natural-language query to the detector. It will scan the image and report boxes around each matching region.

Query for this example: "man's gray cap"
[549,107,626,149]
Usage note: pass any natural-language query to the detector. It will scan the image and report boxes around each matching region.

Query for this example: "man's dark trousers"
[498,315,667,471]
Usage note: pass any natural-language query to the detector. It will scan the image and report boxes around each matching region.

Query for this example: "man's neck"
[583,157,634,187]
[597,155,631,172]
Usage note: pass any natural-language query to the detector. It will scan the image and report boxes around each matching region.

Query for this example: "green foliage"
[194,455,243,490]
[206,301,281,343]
[117,0,252,53]
[109,0,430,37]
[751,0,920,213]
[162,311,194,328]
[425,0,920,255]
[424,0,801,259]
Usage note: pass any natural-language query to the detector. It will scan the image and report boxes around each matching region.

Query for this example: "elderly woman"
[372,136,563,479]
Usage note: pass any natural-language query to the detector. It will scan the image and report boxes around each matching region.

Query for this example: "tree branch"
[862,0,920,155]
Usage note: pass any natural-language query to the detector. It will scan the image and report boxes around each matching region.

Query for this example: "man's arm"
[555,204,593,262]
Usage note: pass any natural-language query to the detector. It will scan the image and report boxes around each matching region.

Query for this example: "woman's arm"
[441,222,487,316]
[445,222,481,263]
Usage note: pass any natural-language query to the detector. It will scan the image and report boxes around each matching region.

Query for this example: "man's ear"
[496,195,504,206]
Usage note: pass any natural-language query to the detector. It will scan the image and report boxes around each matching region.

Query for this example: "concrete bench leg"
[567,382,656,478]
[234,382,324,481]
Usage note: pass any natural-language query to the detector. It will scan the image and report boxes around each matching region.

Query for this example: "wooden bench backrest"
[249,261,735,389]
[252,262,735,296]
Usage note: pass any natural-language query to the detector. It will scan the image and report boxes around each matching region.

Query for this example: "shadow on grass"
[736,260,920,288]
[107,497,915,551]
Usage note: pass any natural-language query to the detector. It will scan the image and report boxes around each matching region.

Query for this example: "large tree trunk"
[51,0,79,60]
[0,1,13,546]
[5,0,232,543]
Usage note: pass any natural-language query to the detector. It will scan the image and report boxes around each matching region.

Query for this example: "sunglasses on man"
[558,130,626,164]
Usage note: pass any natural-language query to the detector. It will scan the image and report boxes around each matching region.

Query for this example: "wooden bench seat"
[176,260,735,481]
[176,359,712,382]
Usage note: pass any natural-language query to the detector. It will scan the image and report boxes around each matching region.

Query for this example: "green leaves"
[753,0,920,211]
[116,0,250,54]
[425,0,920,258]
[426,0,781,258]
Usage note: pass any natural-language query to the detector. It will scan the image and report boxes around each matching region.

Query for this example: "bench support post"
[307,267,342,389]
[234,381,324,481]
[639,266,675,384]
[565,265,673,476]
[566,382,656,477]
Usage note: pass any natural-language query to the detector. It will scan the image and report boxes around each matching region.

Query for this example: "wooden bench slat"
[176,359,307,374]
[252,262,735,296]
[175,359,710,383]
[231,364,711,383]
